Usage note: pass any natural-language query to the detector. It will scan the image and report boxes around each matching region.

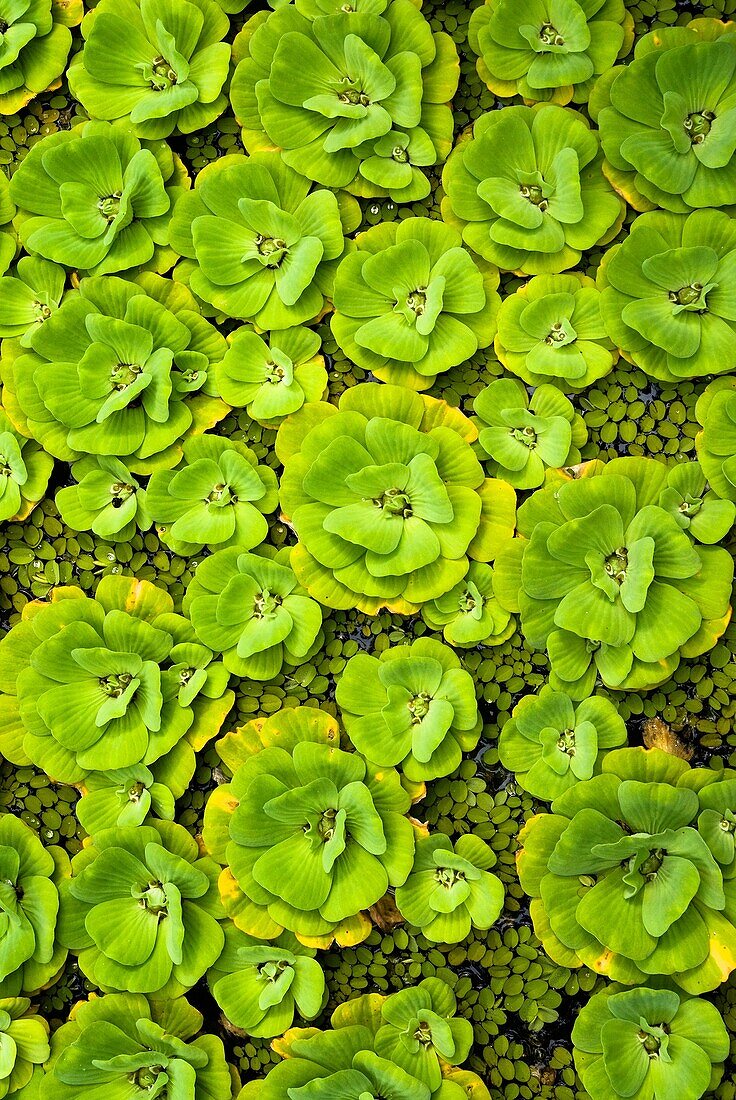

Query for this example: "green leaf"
[85,896,159,965]
[641,855,701,938]
[600,1018,651,1095]
[576,867,657,962]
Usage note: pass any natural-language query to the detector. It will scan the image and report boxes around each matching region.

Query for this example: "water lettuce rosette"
[0,815,69,998]
[58,820,226,996]
[277,382,517,614]
[169,151,360,327]
[592,19,736,212]
[0,996,49,1098]
[56,457,152,543]
[146,436,279,555]
[0,574,234,785]
[216,326,327,428]
[184,546,324,680]
[598,209,736,383]
[695,377,736,504]
[493,458,733,695]
[395,834,503,944]
[572,983,729,1100]
[442,103,625,274]
[40,993,238,1100]
[68,0,232,140]
[468,0,633,105]
[0,257,65,345]
[658,460,736,544]
[239,979,482,1100]
[202,707,422,947]
[207,923,326,1038]
[75,763,176,833]
[518,746,736,992]
[0,0,82,117]
[9,118,187,276]
[335,637,481,782]
[0,408,53,524]
[493,273,617,390]
[229,0,459,200]
[420,560,515,649]
[74,695,218,835]
[498,684,627,800]
[0,273,229,473]
[331,217,500,391]
[472,378,586,489]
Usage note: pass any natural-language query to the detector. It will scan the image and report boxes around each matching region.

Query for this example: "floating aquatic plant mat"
[1,1,736,1098]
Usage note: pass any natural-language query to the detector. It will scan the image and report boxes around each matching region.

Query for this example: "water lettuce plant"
[335,637,481,782]
[56,457,151,543]
[697,774,736,878]
[472,378,586,489]
[203,707,420,947]
[518,746,736,992]
[75,763,178,834]
[185,546,323,680]
[40,992,238,1100]
[146,436,279,555]
[0,815,69,998]
[331,217,499,390]
[0,272,228,473]
[0,0,81,117]
[592,19,736,212]
[498,685,627,800]
[572,983,730,1100]
[216,326,327,428]
[494,273,617,389]
[229,0,459,200]
[658,461,736,544]
[277,382,517,614]
[0,408,53,524]
[0,574,234,785]
[420,561,515,648]
[9,119,187,275]
[169,152,359,327]
[442,104,624,274]
[372,979,474,1092]
[493,457,734,695]
[695,377,736,504]
[208,924,325,1037]
[0,257,65,345]
[239,979,482,1100]
[58,820,226,996]
[395,834,503,944]
[0,997,49,1099]
[598,209,736,382]
[68,0,232,139]
[468,0,633,105]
